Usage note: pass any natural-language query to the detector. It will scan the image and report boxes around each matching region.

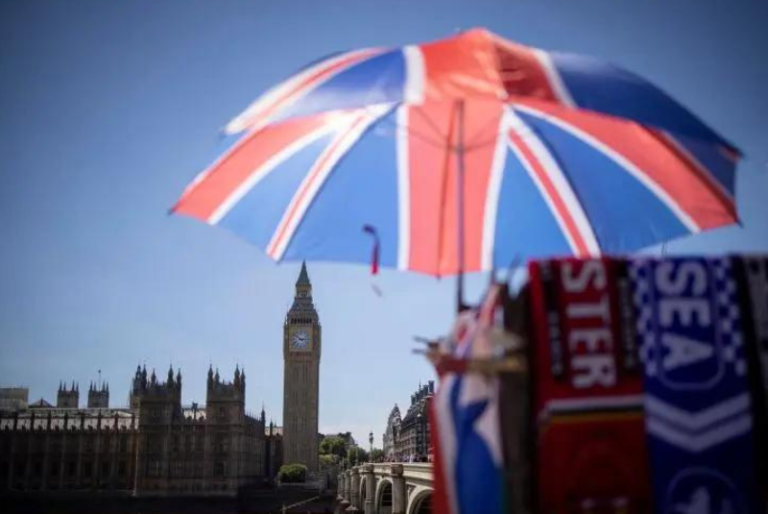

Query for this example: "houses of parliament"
[0,264,322,496]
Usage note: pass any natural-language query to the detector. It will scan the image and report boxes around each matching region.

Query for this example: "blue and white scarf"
[630,257,761,514]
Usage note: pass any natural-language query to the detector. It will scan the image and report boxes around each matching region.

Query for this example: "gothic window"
[148,437,162,453]
[147,460,160,478]
[213,460,224,477]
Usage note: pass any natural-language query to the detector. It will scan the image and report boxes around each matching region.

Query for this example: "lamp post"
[369,430,373,461]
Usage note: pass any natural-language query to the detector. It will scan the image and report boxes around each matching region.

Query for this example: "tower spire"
[296,260,310,287]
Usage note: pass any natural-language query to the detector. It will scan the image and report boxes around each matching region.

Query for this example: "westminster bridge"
[335,463,433,514]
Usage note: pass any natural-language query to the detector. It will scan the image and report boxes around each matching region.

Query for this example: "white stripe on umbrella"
[506,108,601,256]
[225,48,383,134]
[515,103,700,233]
[208,125,333,225]
[396,105,412,271]
[532,49,577,108]
[267,105,393,260]
[480,110,511,270]
[403,46,426,104]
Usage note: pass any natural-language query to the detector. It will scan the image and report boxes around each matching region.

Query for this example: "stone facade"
[282,262,321,473]
[382,405,401,459]
[0,388,28,412]
[0,365,269,496]
[56,383,79,409]
[393,382,433,461]
[87,383,109,409]
[264,422,283,480]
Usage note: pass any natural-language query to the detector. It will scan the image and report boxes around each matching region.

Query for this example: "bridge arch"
[407,488,433,514]
[360,478,368,510]
[375,478,394,514]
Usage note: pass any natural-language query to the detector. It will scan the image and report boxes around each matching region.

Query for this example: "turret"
[134,362,183,424]
[56,381,79,408]
[88,379,109,408]
[206,365,245,424]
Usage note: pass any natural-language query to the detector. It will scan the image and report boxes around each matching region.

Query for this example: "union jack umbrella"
[172,28,740,278]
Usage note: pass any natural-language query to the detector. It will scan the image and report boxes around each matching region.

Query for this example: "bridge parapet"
[337,463,433,514]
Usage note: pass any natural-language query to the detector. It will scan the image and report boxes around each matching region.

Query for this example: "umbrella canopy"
[172,28,739,277]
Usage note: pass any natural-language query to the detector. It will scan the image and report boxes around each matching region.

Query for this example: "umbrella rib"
[411,105,451,145]
[374,105,452,151]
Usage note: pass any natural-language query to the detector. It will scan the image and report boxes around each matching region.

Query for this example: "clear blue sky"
[1,0,766,447]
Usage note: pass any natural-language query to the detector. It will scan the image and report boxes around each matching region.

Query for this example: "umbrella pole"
[456,99,467,313]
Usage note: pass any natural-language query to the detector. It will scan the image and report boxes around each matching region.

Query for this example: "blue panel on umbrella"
[274,49,405,124]
[515,109,690,253]
[493,144,572,264]
[217,131,337,248]
[283,110,399,267]
[550,52,735,151]
[668,133,737,198]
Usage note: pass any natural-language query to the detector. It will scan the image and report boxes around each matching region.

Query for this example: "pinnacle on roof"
[296,261,311,286]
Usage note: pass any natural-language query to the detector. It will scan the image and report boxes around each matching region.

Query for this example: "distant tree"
[370,448,384,463]
[347,446,368,465]
[319,454,339,468]
[320,435,347,458]
[278,463,307,483]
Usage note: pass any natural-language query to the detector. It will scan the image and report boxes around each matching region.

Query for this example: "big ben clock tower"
[283,261,321,472]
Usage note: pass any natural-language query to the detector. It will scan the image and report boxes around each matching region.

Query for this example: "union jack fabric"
[432,284,504,514]
[173,28,740,276]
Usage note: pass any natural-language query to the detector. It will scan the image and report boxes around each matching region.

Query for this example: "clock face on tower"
[290,329,310,350]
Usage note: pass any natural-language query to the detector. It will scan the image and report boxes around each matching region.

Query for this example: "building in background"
[382,405,401,459]
[393,382,434,461]
[264,421,283,480]
[282,263,321,473]
[87,383,109,409]
[0,388,28,413]
[56,382,79,408]
[0,365,268,496]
